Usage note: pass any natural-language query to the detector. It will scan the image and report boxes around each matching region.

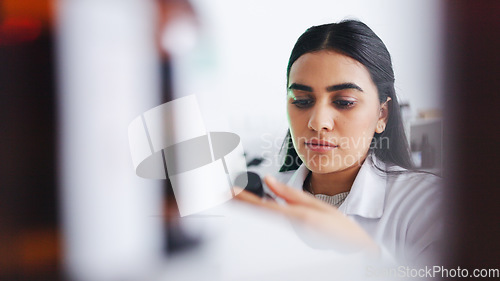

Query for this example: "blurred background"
[0,0,498,280]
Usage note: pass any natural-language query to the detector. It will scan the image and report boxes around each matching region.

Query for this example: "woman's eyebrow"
[288,82,363,92]
[326,83,364,92]
[288,83,313,92]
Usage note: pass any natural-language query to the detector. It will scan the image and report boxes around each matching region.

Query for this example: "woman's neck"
[310,162,364,196]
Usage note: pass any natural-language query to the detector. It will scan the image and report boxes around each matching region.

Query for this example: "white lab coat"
[273,154,444,265]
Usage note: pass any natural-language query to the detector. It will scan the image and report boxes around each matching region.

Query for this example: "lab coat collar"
[285,154,387,219]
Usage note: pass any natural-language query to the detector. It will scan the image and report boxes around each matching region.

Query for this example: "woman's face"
[287,50,388,174]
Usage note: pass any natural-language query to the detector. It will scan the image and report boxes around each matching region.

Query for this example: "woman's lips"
[304,139,338,152]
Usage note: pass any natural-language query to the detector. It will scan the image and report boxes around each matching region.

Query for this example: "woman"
[236,20,442,265]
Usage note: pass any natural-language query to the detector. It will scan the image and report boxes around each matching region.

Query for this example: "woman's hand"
[235,175,380,256]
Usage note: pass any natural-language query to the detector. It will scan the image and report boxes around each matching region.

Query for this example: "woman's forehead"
[288,50,374,89]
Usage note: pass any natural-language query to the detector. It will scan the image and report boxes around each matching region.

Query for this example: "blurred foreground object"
[0,0,61,280]
[56,0,164,279]
[443,0,500,271]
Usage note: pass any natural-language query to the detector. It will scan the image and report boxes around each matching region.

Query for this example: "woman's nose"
[308,105,334,132]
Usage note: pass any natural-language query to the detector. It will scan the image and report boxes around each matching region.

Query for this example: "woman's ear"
[375,97,391,134]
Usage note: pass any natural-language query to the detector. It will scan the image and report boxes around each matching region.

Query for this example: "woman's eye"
[291,99,313,108]
[333,100,355,108]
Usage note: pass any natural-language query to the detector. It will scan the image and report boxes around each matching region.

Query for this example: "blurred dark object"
[157,0,203,256]
[247,157,264,167]
[235,172,264,198]
[0,0,61,279]
[443,0,500,271]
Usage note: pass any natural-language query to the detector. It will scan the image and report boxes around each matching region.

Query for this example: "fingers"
[263,175,311,204]
[235,175,337,217]
[234,189,336,231]
[264,176,332,212]
[234,187,284,212]
[234,187,309,218]
[233,187,265,206]
[234,183,379,255]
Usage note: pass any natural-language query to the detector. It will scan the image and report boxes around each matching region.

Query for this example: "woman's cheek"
[340,119,375,152]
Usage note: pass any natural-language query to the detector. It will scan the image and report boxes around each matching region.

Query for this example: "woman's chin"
[303,157,364,174]
[304,162,341,174]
